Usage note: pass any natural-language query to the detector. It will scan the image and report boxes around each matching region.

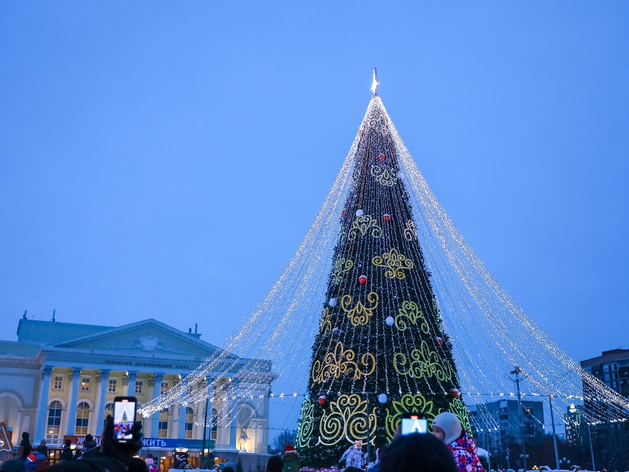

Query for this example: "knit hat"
[285,445,295,452]
[431,412,462,445]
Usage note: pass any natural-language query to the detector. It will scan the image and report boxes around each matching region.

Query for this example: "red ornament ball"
[383,214,391,222]
[361,129,365,136]
[437,337,444,346]
[359,275,368,285]
[318,395,326,405]
[377,153,386,161]
[342,209,347,216]
[450,388,461,398]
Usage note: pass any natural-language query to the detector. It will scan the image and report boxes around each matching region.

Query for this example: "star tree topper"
[371,68,380,95]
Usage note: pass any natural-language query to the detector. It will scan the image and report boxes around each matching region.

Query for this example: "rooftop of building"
[581,348,629,367]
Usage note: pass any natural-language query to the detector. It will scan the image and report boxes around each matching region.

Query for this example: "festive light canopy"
[139,79,629,435]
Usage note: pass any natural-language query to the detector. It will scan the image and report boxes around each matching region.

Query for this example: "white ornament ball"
[356,209,364,217]
[329,298,337,307]
[385,316,394,326]
[378,394,388,404]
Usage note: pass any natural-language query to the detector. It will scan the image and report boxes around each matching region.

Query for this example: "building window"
[185,407,194,439]
[104,403,114,426]
[47,401,63,439]
[108,379,117,393]
[53,376,63,390]
[161,382,168,394]
[81,377,91,392]
[158,409,168,438]
[75,402,90,435]
[211,408,218,441]
[135,381,143,395]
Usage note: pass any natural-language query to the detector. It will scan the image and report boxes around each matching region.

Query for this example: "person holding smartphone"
[431,412,485,472]
[44,405,142,472]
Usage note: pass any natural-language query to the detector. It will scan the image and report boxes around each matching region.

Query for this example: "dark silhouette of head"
[129,458,148,472]
[1,460,26,472]
[266,455,283,472]
[380,433,458,472]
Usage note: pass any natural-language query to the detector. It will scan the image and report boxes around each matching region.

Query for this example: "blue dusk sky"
[1,2,628,365]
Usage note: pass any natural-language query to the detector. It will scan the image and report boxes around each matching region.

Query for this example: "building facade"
[580,349,629,470]
[469,398,545,466]
[581,348,629,398]
[0,318,273,465]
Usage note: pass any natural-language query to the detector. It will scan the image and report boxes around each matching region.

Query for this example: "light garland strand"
[138,96,628,435]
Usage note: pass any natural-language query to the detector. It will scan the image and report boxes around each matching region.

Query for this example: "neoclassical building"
[0,317,273,462]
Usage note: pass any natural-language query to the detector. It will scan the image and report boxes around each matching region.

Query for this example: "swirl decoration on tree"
[372,248,414,280]
[318,394,377,446]
[370,165,399,187]
[319,308,332,335]
[348,215,383,240]
[403,219,417,241]
[395,301,429,332]
[312,342,376,384]
[338,230,347,245]
[341,292,379,326]
[296,399,315,448]
[385,394,436,440]
[448,398,472,434]
[331,257,354,285]
[393,341,453,381]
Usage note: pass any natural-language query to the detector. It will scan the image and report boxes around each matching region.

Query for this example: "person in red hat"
[282,445,300,472]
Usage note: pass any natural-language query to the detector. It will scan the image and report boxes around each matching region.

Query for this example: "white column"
[95,369,111,430]
[178,405,186,439]
[228,381,239,450]
[150,373,164,438]
[66,368,82,435]
[128,371,138,397]
[199,380,213,441]
[34,366,53,442]
[122,373,130,396]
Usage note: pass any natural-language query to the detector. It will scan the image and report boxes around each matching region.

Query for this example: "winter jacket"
[283,452,300,472]
[82,439,98,452]
[20,432,32,460]
[447,431,486,472]
[61,445,74,462]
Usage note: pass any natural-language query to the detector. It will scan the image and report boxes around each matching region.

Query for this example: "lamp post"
[587,422,596,472]
[548,395,560,470]
[510,366,528,472]
[201,397,208,467]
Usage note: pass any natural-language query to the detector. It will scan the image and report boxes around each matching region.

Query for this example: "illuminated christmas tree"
[296,77,471,466]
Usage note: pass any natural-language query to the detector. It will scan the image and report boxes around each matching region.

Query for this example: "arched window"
[158,409,168,438]
[46,401,63,439]
[184,407,194,439]
[104,402,114,427]
[210,408,218,441]
[75,402,90,434]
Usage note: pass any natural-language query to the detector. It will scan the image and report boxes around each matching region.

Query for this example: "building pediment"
[53,319,221,359]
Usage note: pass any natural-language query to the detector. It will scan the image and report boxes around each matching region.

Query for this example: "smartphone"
[401,413,428,435]
[113,396,137,442]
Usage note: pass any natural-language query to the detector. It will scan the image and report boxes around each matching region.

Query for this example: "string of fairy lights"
[139,95,628,437]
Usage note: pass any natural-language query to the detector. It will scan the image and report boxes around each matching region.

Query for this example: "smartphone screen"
[401,414,428,435]
[113,396,137,442]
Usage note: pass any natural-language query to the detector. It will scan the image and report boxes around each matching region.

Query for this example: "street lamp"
[559,457,570,469]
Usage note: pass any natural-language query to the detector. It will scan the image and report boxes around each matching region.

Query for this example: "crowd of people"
[262,411,483,472]
[0,411,481,472]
